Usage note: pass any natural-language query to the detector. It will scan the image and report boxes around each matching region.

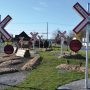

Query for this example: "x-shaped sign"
[73,2,90,34]
[30,32,38,41]
[38,35,42,40]
[58,31,66,39]
[0,15,12,40]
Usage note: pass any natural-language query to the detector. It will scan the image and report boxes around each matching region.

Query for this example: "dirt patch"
[56,64,86,73]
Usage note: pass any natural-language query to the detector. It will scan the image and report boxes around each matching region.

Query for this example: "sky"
[0,0,89,39]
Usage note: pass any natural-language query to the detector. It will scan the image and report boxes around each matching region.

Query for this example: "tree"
[75,29,86,41]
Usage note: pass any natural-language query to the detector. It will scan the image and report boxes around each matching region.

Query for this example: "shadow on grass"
[0,82,44,90]
[63,54,85,60]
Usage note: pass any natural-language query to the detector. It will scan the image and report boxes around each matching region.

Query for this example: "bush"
[24,50,31,58]
[44,40,49,48]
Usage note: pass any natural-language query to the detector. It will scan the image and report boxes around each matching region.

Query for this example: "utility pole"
[0,15,1,21]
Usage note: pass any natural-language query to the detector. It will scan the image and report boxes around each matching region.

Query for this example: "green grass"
[5,50,88,90]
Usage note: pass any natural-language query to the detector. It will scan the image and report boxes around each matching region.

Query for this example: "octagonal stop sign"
[4,45,14,54]
[69,40,82,52]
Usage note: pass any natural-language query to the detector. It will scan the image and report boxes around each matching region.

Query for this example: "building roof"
[14,31,31,41]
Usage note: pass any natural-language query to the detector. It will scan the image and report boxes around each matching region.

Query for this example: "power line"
[11,22,75,27]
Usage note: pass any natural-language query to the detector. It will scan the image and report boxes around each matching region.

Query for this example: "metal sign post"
[38,35,42,49]
[30,32,38,50]
[73,2,90,89]
[58,31,66,56]
[85,3,90,89]
[61,37,63,55]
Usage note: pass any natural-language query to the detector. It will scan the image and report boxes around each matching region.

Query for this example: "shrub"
[24,50,31,58]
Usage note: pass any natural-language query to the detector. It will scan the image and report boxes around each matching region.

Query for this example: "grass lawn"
[5,49,89,90]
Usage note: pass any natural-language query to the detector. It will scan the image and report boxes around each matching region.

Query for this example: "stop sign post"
[73,2,90,89]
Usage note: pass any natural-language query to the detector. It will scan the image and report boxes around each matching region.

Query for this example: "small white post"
[61,37,63,56]
[85,3,90,89]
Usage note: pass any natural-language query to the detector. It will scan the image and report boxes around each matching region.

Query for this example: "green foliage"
[44,40,49,48]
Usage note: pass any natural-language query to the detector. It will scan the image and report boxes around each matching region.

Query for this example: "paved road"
[57,79,90,90]
[0,71,28,90]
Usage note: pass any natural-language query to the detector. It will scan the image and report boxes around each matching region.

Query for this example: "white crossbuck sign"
[30,32,38,41]
[73,2,90,34]
[38,35,42,40]
[0,15,12,40]
[58,31,66,39]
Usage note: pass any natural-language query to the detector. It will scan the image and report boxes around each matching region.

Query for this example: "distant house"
[14,31,30,41]
[14,31,32,48]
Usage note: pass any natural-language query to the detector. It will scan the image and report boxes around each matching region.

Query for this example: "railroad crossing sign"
[58,31,66,55]
[30,32,38,49]
[30,32,38,41]
[73,2,90,34]
[38,35,42,40]
[58,31,66,39]
[0,15,12,40]
[73,2,90,89]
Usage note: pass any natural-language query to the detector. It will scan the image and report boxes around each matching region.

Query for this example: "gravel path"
[0,71,28,90]
[57,79,90,90]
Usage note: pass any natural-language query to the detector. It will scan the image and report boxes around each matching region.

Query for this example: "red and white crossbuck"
[73,2,90,34]
[0,15,12,40]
